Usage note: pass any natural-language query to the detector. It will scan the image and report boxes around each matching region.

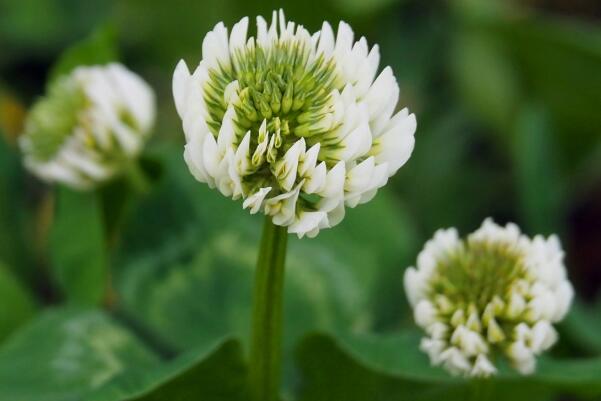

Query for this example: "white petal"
[289,211,328,238]
[230,17,249,55]
[414,300,437,328]
[235,131,252,175]
[318,161,345,199]
[173,60,191,118]
[202,133,220,179]
[304,161,327,194]
[184,138,210,184]
[317,21,335,57]
[275,138,305,191]
[243,187,272,214]
[404,267,426,306]
[373,110,416,175]
[60,149,109,180]
[553,281,574,321]
[107,63,155,132]
[364,67,398,120]
[299,143,320,177]
[471,354,497,377]
[345,157,375,193]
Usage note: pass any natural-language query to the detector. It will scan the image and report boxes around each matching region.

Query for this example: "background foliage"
[0,0,600,400]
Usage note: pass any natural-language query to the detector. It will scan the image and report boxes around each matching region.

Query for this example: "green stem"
[249,217,289,401]
[123,159,150,194]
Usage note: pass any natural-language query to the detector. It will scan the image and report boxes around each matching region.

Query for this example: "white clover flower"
[20,63,155,190]
[404,218,574,377]
[173,10,416,238]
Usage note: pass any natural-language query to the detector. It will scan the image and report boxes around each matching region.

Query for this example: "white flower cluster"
[173,10,416,238]
[20,63,155,190]
[404,218,574,377]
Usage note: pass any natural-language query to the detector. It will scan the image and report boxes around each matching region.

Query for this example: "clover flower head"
[173,10,416,238]
[20,63,155,190]
[404,218,574,377]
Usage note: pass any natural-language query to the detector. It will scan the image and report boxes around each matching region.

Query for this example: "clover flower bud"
[404,218,574,377]
[20,63,155,190]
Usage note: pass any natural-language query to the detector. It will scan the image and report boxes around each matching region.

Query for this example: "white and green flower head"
[404,219,574,377]
[20,63,155,190]
[173,10,416,237]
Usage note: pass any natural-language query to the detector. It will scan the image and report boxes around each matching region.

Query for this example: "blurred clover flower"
[404,219,574,377]
[173,10,416,238]
[20,63,155,190]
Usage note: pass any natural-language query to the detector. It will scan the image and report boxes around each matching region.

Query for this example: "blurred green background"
[1,0,601,400]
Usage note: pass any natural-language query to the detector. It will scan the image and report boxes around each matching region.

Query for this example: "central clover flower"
[173,10,416,237]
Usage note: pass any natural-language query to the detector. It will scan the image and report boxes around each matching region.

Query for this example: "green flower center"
[25,78,87,161]
[203,37,343,193]
[428,240,528,310]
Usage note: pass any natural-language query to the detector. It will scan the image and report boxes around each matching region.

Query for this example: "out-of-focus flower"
[20,63,155,190]
[173,9,416,237]
[404,218,574,377]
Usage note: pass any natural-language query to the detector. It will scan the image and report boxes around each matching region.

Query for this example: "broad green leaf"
[0,307,159,401]
[560,300,601,354]
[116,229,369,355]
[48,25,118,83]
[84,339,248,401]
[0,263,36,343]
[113,144,253,266]
[295,331,601,401]
[295,333,468,401]
[50,187,107,305]
[0,307,249,401]
[315,189,419,330]
[318,189,417,269]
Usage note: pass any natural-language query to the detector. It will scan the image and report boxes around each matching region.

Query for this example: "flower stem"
[249,217,288,401]
[123,158,150,194]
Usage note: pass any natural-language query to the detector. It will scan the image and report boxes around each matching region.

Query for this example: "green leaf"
[560,300,601,354]
[116,229,369,356]
[50,187,107,305]
[48,25,118,83]
[0,307,159,401]
[0,263,36,343]
[295,331,601,401]
[0,135,30,276]
[84,339,249,401]
[451,31,520,133]
[511,104,564,234]
[0,307,249,401]
[113,145,253,266]
[296,334,468,401]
